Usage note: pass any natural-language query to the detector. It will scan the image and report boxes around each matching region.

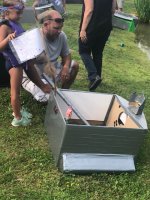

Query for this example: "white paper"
[9,28,45,64]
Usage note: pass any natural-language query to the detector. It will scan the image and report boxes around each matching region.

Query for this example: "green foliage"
[0,1,150,200]
[134,0,150,23]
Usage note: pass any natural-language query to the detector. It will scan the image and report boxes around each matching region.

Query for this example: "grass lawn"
[0,0,150,199]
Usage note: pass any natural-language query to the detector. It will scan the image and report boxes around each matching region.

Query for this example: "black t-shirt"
[80,0,112,38]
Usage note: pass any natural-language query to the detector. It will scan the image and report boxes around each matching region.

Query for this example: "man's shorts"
[22,60,75,102]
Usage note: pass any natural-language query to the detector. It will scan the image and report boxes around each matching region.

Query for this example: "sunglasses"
[45,18,64,24]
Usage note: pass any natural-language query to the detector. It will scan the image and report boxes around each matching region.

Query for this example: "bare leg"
[61,61,79,89]
[9,67,23,120]
[116,0,124,12]
[62,0,66,10]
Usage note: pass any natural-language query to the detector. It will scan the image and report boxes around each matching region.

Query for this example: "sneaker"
[21,107,32,119]
[12,107,32,119]
[89,75,102,91]
[11,117,31,127]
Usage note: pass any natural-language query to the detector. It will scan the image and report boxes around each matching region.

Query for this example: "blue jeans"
[79,31,110,81]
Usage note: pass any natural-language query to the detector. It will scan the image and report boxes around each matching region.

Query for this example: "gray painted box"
[45,89,148,173]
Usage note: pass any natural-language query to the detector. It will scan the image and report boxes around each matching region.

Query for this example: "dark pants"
[0,54,10,87]
[79,31,111,81]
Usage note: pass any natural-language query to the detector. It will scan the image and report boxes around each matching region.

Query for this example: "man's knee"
[71,61,79,73]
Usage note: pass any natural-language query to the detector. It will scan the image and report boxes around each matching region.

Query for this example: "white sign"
[9,28,45,64]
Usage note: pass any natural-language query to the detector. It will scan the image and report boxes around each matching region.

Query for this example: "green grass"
[134,0,150,23]
[0,1,150,199]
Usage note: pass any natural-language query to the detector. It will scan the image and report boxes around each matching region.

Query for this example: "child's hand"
[7,31,16,41]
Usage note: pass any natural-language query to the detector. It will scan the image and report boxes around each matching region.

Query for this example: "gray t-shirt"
[45,31,70,68]
[35,31,70,77]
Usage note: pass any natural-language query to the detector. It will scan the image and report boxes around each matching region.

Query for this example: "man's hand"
[41,83,51,93]
[61,67,70,82]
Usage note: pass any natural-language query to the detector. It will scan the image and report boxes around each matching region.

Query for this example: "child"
[0,0,34,126]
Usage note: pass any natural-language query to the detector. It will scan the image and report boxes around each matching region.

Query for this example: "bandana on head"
[0,4,24,14]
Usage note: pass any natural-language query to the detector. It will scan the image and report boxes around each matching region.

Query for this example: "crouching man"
[22,10,79,102]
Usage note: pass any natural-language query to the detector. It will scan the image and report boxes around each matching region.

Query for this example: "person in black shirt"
[79,0,116,91]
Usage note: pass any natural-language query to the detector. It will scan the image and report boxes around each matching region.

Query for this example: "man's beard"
[46,32,56,41]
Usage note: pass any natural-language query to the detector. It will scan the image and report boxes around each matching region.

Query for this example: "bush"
[134,0,150,23]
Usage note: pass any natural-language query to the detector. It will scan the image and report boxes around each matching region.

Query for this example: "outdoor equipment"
[113,12,138,32]
[44,75,148,173]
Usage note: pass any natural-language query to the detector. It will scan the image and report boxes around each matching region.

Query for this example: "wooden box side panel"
[106,98,139,128]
